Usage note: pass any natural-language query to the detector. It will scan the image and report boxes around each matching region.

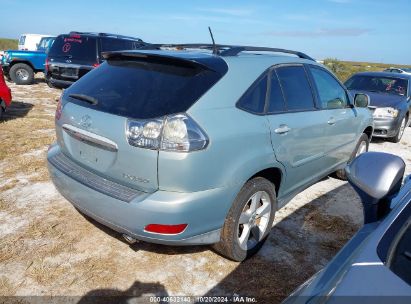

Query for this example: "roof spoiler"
[101,51,215,72]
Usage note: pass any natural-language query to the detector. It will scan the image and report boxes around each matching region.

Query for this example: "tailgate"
[55,102,159,193]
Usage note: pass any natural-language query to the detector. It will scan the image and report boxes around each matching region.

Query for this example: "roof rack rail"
[220,46,315,61]
[98,32,143,42]
[68,31,143,42]
[157,44,315,61]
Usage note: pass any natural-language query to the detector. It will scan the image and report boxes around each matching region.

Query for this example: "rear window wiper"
[69,94,98,105]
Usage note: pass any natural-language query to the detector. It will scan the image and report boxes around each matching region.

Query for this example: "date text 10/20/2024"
[149,296,258,303]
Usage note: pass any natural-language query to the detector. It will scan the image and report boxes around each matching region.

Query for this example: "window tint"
[49,35,97,62]
[389,221,411,286]
[276,66,315,111]
[237,75,268,114]
[345,75,408,96]
[101,38,143,52]
[310,67,348,109]
[268,72,285,113]
[65,58,225,119]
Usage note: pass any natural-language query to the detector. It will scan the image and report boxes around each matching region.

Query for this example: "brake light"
[145,224,188,234]
[92,63,100,68]
[55,96,62,120]
[45,58,50,72]
[126,113,209,152]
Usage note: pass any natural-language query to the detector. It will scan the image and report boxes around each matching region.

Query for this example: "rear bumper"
[372,116,402,138]
[47,145,236,245]
[46,76,74,89]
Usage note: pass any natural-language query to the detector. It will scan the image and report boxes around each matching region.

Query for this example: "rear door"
[48,35,97,81]
[307,65,359,168]
[55,54,225,193]
[267,64,328,195]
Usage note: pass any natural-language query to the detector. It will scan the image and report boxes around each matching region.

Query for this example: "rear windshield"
[19,36,26,45]
[49,35,97,61]
[345,75,408,96]
[64,57,226,119]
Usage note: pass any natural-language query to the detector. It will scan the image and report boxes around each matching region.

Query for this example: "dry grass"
[0,277,17,296]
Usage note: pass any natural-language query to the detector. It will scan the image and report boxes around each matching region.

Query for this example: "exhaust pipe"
[122,234,138,244]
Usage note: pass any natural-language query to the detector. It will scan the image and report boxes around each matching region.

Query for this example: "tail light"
[92,63,100,68]
[145,224,188,234]
[55,96,62,120]
[45,58,50,72]
[126,113,208,152]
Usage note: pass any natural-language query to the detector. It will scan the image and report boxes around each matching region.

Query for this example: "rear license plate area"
[60,67,77,78]
[79,143,98,164]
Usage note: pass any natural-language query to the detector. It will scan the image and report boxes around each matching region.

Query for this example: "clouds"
[263,28,372,37]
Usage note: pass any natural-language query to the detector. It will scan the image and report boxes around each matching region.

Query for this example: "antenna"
[208,26,218,55]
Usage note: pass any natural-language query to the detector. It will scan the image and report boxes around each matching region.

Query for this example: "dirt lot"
[1,78,411,303]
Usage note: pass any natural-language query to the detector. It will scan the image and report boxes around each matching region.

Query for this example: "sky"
[0,0,410,64]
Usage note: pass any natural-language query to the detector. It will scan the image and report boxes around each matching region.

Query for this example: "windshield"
[37,37,55,51]
[345,75,408,96]
[402,68,411,73]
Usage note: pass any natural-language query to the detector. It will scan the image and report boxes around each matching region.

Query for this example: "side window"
[237,75,268,114]
[101,38,140,52]
[276,66,315,111]
[268,72,285,113]
[309,67,348,109]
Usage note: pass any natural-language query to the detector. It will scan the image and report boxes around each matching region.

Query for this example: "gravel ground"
[1,78,411,303]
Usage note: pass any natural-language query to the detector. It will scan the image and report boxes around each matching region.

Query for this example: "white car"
[18,34,54,51]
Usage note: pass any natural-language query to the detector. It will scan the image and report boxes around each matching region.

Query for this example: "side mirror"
[354,93,370,108]
[346,152,405,224]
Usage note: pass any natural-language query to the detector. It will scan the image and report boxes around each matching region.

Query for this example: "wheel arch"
[248,166,283,197]
[363,126,373,140]
[10,60,35,71]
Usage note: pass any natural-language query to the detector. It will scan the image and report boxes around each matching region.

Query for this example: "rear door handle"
[274,124,291,134]
[327,117,336,125]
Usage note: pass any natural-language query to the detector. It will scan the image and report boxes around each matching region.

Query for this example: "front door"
[308,65,360,169]
[266,64,329,197]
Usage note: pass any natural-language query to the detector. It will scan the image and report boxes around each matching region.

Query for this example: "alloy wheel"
[15,69,29,81]
[356,140,368,157]
[237,191,272,250]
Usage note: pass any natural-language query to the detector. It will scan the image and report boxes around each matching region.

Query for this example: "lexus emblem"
[80,115,92,129]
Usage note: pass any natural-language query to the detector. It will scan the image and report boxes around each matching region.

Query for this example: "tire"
[212,177,276,261]
[335,133,369,180]
[0,107,3,120]
[390,116,407,143]
[9,63,34,85]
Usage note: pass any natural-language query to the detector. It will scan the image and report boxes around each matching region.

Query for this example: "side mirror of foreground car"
[345,152,405,224]
[354,93,370,108]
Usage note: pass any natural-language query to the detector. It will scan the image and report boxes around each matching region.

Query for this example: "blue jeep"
[1,36,55,85]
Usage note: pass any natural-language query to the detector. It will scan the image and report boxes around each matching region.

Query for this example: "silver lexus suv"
[48,45,373,261]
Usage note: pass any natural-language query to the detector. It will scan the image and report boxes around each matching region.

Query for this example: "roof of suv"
[67,31,144,42]
[102,45,321,76]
